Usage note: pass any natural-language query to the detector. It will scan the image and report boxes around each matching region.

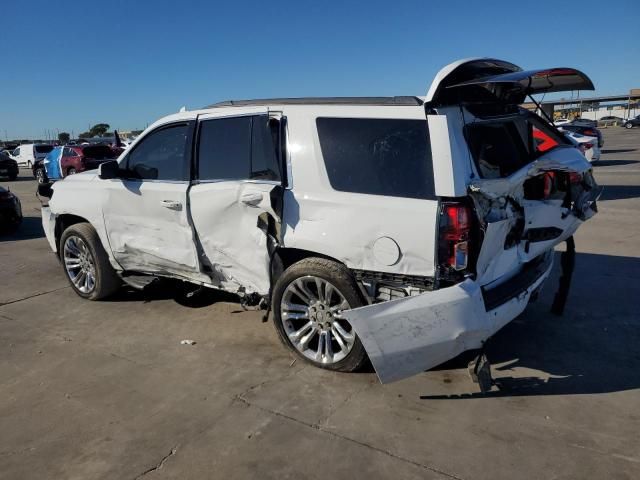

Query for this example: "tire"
[272,257,368,372]
[59,222,121,300]
[626,123,633,129]
[35,168,47,184]
[67,167,77,175]
[9,173,17,181]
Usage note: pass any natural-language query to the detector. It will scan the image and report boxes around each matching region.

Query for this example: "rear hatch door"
[425,58,594,107]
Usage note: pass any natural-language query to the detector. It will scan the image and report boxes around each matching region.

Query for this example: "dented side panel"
[101,179,204,280]
[189,181,278,295]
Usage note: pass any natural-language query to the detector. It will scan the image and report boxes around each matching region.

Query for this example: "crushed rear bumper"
[343,252,553,384]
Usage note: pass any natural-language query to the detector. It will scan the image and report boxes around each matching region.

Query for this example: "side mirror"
[98,160,119,179]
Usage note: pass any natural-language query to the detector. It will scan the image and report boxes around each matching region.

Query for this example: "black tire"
[9,174,17,181]
[35,168,47,184]
[59,222,121,300]
[272,257,368,372]
[626,123,633,129]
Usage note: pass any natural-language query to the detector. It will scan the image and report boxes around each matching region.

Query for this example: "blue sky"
[1,0,638,139]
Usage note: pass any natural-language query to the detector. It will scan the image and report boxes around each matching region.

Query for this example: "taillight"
[583,129,596,136]
[583,143,593,150]
[439,203,471,272]
[569,172,582,184]
[543,172,555,198]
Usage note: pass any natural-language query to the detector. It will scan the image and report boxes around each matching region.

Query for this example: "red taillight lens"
[440,203,471,271]
[569,172,582,184]
[583,129,596,136]
[583,143,593,150]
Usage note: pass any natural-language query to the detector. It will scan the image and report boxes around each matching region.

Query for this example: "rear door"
[101,121,202,279]
[188,110,283,295]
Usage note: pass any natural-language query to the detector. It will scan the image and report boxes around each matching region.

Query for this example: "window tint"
[125,123,189,180]
[251,116,281,181]
[197,115,281,181]
[35,145,54,154]
[316,117,435,199]
[13,148,20,156]
[198,117,251,180]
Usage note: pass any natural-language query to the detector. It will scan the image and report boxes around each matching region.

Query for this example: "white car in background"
[11,144,54,167]
[39,58,601,384]
[559,129,601,163]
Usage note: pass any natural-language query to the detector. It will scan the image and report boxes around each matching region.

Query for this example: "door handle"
[160,200,182,210]
[240,192,263,206]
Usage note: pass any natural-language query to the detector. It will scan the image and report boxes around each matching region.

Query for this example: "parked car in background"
[40,58,601,383]
[60,144,118,176]
[0,151,19,180]
[554,118,571,126]
[559,122,604,147]
[559,129,601,163]
[597,115,624,127]
[623,114,640,129]
[0,186,22,232]
[11,144,54,167]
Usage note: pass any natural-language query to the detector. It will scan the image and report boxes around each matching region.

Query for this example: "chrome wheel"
[280,276,356,364]
[63,235,96,294]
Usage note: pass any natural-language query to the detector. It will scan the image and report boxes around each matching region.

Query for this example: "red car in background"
[60,144,118,176]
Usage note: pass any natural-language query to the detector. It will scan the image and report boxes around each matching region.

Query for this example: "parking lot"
[1,128,639,479]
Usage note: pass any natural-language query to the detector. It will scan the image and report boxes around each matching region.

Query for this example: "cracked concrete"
[1,129,639,479]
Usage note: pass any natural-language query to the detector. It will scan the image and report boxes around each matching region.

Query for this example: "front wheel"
[272,257,368,372]
[60,223,121,300]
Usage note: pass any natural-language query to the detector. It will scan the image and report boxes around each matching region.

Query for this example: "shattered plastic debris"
[180,339,196,345]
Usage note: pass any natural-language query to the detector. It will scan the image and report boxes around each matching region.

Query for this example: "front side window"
[197,115,281,182]
[13,148,20,156]
[316,117,435,199]
[125,123,189,180]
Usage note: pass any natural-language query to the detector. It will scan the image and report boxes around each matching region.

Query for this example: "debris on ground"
[180,339,196,345]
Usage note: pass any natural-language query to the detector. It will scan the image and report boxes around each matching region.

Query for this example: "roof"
[204,96,424,108]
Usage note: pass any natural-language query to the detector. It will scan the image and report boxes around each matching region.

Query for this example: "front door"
[102,121,202,280]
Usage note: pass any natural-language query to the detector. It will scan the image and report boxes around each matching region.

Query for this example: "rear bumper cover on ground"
[344,253,554,384]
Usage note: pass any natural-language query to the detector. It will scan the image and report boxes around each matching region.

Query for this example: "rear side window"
[35,145,54,154]
[316,117,435,200]
[125,123,189,180]
[197,115,281,181]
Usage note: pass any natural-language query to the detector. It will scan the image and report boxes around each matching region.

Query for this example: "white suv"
[41,58,601,383]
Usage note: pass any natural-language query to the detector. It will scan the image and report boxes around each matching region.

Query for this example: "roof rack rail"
[204,96,424,108]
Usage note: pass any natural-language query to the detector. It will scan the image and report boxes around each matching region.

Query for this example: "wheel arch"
[55,214,92,254]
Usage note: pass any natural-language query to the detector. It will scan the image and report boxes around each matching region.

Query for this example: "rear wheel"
[60,223,121,300]
[35,168,47,184]
[272,257,368,372]
[626,123,633,129]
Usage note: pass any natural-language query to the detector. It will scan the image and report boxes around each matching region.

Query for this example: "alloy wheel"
[63,235,96,294]
[280,276,356,364]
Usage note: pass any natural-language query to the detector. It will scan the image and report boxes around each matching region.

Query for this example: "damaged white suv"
[41,58,600,383]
